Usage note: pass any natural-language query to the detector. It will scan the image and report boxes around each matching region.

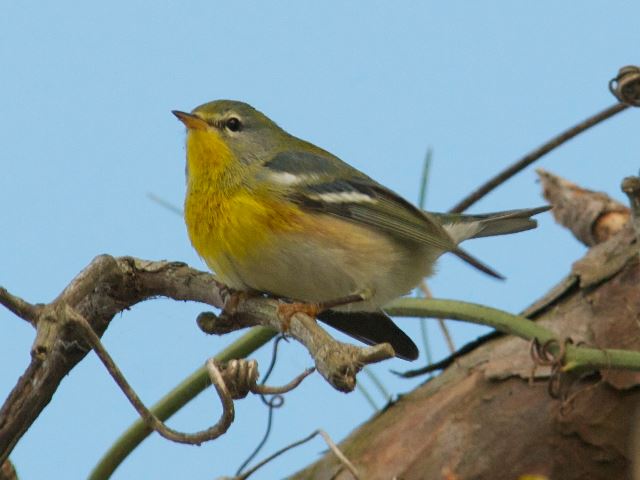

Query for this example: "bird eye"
[225,117,242,132]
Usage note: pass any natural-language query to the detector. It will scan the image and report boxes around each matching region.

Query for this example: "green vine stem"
[89,327,275,480]
[386,298,640,372]
[93,297,640,479]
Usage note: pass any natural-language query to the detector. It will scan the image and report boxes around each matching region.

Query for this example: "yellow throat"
[183,129,302,280]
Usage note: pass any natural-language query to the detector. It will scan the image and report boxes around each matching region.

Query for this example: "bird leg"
[276,290,371,332]
[277,302,322,332]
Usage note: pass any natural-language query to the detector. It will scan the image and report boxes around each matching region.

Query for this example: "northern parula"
[173,100,548,361]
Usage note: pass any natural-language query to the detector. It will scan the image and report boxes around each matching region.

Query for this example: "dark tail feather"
[453,247,505,280]
[445,206,551,279]
[465,206,551,238]
[317,310,419,361]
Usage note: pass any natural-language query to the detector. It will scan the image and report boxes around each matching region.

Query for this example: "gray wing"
[264,150,503,278]
[265,151,455,250]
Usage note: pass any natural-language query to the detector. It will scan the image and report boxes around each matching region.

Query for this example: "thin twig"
[362,368,391,403]
[253,368,315,395]
[236,336,287,476]
[0,287,39,326]
[90,327,276,480]
[318,430,360,479]
[68,306,235,445]
[146,192,183,216]
[417,149,436,362]
[449,102,629,213]
[419,282,455,354]
[418,319,432,367]
[356,381,380,412]
[233,430,319,480]
[418,148,433,211]
[436,319,456,355]
[233,429,359,480]
[363,368,391,402]
[235,404,277,479]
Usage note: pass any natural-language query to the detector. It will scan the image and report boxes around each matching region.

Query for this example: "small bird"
[174,100,548,361]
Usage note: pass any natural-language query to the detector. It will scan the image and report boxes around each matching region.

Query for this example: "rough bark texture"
[291,177,640,480]
[0,257,226,464]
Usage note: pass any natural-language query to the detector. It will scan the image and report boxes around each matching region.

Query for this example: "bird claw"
[277,302,321,332]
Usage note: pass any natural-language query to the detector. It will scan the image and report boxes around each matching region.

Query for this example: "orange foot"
[276,302,321,332]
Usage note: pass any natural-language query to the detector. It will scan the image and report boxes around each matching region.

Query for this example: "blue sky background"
[1,2,638,479]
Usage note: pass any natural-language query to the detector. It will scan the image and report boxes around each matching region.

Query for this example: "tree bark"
[291,175,640,480]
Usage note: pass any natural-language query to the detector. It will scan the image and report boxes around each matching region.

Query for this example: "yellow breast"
[183,129,303,281]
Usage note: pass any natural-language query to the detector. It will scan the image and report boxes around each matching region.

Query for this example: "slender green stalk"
[355,380,379,412]
[418,320,433,367]
[416,148,436,361]
[146,193,183,216]
[386,298,640,372]
[563,345,640,372]
[362,368,391,403]
[89,327,276,480]
[386,298,556,343]
[93,298,640,480]
[417,148,432,211]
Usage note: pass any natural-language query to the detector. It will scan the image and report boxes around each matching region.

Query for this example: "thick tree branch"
[0,256,392,464]
[0,256,226,464]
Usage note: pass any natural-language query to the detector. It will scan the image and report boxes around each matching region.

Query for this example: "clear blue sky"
[1,2,638,479]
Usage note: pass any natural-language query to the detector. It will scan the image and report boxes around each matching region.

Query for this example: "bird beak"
[172,110,209,131]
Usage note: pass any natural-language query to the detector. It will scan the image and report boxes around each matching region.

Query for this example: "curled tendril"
[609,65,640,106]
[530,338,575,399]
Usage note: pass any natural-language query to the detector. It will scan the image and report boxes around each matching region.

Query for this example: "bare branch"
[419,282,455,354]
[252,368,315,395]
[0,287,39,326]
[538,168,630,246]
[0,256,229,463]
[0,255,391,464]
[227,429,360,480]
[198,298,396,392]
[69,307,235,444]
[449,102,628,213]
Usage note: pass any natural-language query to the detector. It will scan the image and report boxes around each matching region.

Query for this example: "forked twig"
[71,308,315,445]
[0,288,39,326]
[69,306,234,445]
[225,429,359,480]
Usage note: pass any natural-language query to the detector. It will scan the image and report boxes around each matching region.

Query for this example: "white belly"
[211,214,441,312]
